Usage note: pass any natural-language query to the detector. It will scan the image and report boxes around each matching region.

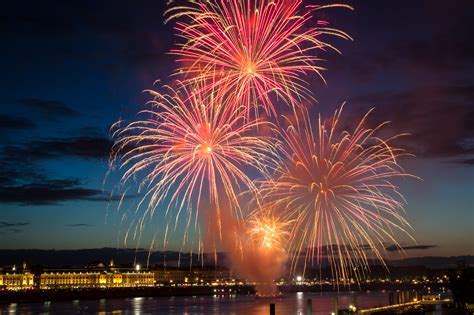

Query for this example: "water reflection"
[0,291,427,314]
[132,297,143,315]
[8,303,17,313]
[295,291,305,314]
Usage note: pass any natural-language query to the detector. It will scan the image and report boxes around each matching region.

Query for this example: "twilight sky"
[0,0,473,257]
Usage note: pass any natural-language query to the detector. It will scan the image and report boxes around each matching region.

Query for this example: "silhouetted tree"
[449,268,474,307]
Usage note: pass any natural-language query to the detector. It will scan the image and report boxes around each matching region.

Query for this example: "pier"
[358,298,452,314]
[265,292,453,315]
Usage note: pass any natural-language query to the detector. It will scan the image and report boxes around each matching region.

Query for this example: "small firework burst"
[247,210,292,251]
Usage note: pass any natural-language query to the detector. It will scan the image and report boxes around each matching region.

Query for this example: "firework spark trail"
[259,104,416,284]
[110,79,276,250]
[166,0,352,118]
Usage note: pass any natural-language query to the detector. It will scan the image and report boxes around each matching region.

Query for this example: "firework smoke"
[205,204,290,295]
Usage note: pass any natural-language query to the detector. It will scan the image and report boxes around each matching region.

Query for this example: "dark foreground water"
[0,291,443,315]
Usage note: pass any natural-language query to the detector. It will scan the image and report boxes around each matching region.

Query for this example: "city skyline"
[0,0,473,258]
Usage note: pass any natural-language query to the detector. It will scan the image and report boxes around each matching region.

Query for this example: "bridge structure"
[357,298,452,314]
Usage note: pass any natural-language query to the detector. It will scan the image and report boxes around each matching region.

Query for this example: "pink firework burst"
[166,0,351,118]
[110,80,276,240]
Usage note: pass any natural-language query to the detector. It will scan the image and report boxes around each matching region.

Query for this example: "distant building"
[39,272,101,289]
[0,261,154,290]
[0,272,34,290]
[39,270,155,289]
[1,261,236,290]
[422,294,441,301]
[0,262,34,290]
[153,267,234,285]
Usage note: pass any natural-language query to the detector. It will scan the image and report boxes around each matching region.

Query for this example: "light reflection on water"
[0,291,441,315]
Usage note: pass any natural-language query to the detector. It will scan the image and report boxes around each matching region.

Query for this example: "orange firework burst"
[248,211,292,250]
[260,105,416,283]
[110,80,275,239]
[166,0,351,118]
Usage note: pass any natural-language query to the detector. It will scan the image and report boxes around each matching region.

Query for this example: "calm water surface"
[0,291,412,314]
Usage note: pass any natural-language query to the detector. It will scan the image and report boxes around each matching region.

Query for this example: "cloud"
[0,133,112,190]
[455,158,474,165]
[2,136,113,161]
[87,193,139,202]
[0,176,135,206]
[385,245,437,252]
[0,114,36,130]
[0,221,29,228]
[0,12,78,39]
[292,244,385,258]
[0,179,103,205]
[0,221,29,234]
[65,223,94,227]
[0,163,138,205]
[0,161,41,186]
[330,1,474,83]
[2,1,172,69]
[376,24,474,73]
[347,84,474,164]
[0,230,19,235]
[18,98,80,120]
[0,131,129,206]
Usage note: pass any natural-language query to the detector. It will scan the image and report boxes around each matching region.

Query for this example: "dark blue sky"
[0,0,473,257]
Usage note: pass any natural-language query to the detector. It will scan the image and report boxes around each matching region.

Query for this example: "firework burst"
[107,1,417,289]
[166,0,351,118]
[247,210,292,251]
[110,80,275,241]
[260,105,416,283]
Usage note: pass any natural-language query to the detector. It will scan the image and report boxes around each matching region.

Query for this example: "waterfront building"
[121,272,155,287]
[0,262,34,290]
[422,294,441,301]
[1,261,155,290]
[39,271,155,289]
[153,267,235,285]
[1,267,232,290]
[0,272,34,290]
[40,272,100,289]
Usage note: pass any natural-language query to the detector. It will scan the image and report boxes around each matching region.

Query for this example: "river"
[0,291,445,314]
